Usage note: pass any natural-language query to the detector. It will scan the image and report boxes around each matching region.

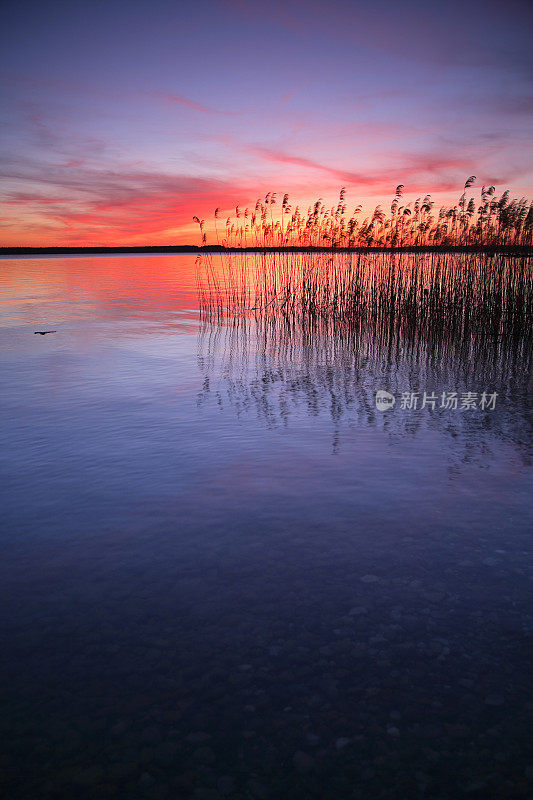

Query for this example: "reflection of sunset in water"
[0,256,200,326]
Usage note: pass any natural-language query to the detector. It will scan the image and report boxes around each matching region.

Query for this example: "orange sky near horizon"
[1,0,532,247]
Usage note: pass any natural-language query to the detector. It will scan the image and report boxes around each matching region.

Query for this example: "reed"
[196,249,532,351]
[193,179,533,249]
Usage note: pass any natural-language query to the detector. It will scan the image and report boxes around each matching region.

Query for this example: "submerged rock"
[335,737,351,750]
[484,694,505,706]
[193,746,216,764]
[293,750,314,771]
[217,775,235,796]
[248,778,269,798]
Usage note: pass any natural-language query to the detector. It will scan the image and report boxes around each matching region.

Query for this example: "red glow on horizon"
[2,178,531,248]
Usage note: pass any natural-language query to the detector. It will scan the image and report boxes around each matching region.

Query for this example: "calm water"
[1,255,532,799]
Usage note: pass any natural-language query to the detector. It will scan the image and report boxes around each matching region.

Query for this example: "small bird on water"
[34,330,56,335]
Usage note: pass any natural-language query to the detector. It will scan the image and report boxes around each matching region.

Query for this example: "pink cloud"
[244,145,474,194]
[154,91,238,116]
[0,162,255,245]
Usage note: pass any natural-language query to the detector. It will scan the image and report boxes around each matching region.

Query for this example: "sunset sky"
[1,0,532,246]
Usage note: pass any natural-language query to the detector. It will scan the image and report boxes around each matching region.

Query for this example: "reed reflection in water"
[197,251,532,467]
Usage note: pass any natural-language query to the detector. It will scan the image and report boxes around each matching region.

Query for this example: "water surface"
[1,255,531,799]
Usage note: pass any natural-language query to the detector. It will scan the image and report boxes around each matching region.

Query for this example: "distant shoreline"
[1,244,532,256]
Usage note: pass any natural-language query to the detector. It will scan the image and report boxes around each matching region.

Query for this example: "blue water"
[1,256,532,799]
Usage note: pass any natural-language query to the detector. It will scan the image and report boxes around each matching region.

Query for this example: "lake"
[1,254,532,799]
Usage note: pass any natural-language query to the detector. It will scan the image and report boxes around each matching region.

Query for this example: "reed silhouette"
[197,298,532,463]
[196,250,532,347]
[194,180,533,249]
[196,176,532,458]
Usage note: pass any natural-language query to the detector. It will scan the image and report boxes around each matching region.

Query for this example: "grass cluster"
[193,180,533,248]
[197,250,531,347]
